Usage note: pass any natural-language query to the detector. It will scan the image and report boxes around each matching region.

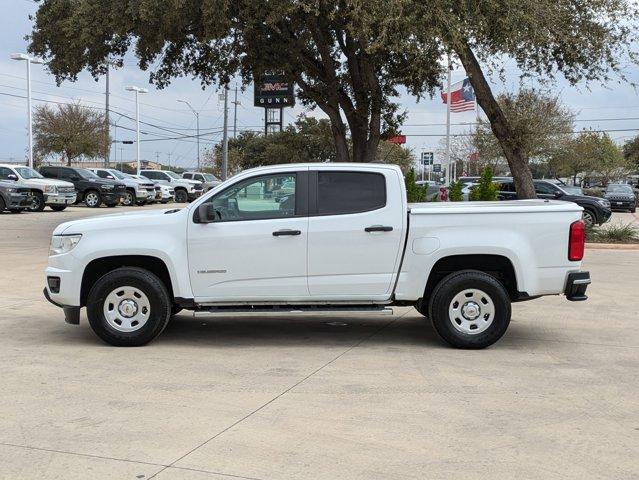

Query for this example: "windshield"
[14,167,43,179]
[606,184,633,194]
[203,173,218,181]
[107,170,126,180]
[165,171,181,179]
[77,168,99,179]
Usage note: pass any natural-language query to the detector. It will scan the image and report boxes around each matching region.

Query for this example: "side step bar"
[193,305,394,317]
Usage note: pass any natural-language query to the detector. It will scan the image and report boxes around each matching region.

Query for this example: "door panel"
[187,170,310,301]
[307,168,405,298]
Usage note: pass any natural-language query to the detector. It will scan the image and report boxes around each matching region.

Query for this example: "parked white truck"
[0,163,76,211]
[44,164,590,348]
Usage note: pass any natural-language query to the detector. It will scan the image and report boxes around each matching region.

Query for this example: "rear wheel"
[174,188,188,203]
[29,192,46,212]
[50,205,67,212]
[86,267,171,346]
[428,270,511,349]
[0,197,5,212]
[84,190,101,208]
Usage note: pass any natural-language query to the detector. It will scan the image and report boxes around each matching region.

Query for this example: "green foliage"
[469,168,499,201]
[587,223,639,244]
[448,181,464,202]
[404,169,428,203]
[34,103,109,166]
[623,135,639,169]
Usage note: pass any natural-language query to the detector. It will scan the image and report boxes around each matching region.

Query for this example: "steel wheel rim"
[103,286,151,333]
[86,192,99,207]
[448,288,495,335]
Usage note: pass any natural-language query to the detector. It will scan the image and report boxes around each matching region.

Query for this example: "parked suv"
[496,178,612,226]
[182,171,221,191]
[40,166,126,208]
[0,180,31,213]
[603,184,636,213]
[90,168,156,206]
[139,170,203,203]
[0,164,76,212]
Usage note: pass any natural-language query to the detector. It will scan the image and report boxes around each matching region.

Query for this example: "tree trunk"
[454,41,537,199]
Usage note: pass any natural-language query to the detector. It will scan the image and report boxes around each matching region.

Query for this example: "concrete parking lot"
[1,205,638,480]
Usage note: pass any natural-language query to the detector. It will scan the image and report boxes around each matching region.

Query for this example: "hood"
[25,178,74,188]
[561,193,608,204]
[181,179,201,186]
[54,207,185,235]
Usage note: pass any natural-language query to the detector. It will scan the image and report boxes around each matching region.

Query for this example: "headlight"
[101,184,114,190]
[7,187,16,193]
[44,185,58,194]
[49,234,82,256]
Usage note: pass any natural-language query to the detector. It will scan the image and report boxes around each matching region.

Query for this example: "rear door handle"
[365,225,393,232]
[273,229,302,237]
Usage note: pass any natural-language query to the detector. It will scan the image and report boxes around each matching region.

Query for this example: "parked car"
[461,182,478,201]
[496,178,612,226]
[182,171,221,191]
[0,180,31,213]
[40,166,126,208]
[139,170,203,203]
[43,163,590,349]
[603,184,636,213]
[415,180,443,199]
[0,163,76,212]
[130,175,174,204]
[90,168,156,206]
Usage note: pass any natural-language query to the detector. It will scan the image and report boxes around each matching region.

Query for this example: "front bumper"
[606,199,635,210]
[565,271,590,301]
[43,287,80,325]
[101,191,124,204]
[45,192,77,205]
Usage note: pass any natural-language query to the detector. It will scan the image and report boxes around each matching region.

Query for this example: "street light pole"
[10,53,43,168]
[125,85,148,174]
[222,84,229,181]
[177,99,200,171]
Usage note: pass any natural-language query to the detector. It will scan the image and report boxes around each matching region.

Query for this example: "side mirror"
[197,203,217,224]
[7,174,18,181]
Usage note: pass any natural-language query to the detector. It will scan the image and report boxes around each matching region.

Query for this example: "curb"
[586,242,639,250]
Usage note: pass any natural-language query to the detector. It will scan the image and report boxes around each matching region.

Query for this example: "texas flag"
[441,78,476,112]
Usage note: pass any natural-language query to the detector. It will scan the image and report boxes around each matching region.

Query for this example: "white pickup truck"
[44,163,590,349]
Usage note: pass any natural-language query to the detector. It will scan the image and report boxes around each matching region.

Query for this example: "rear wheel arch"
[418,254,519,314]
[81,255,175,307]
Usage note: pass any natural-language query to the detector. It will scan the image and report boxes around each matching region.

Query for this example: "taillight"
[569,220,585,261]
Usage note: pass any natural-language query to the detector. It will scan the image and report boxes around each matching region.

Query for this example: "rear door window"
[315,171,386,215]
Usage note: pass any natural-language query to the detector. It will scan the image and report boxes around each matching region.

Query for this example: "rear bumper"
[564,271,590,301]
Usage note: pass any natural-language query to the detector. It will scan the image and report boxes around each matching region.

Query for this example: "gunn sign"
[254,74,295,107]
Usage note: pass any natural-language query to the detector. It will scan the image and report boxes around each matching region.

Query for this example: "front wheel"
[122,189,135,206]
[428,270,511,349]
[582,209,596,227]
[84,190,101,208]
[86,267,171,346]
[174,188,188,203]
[29,192,46,212]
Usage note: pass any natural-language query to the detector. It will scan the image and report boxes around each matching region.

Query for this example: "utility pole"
[177,99,200,171]
[232,85,239,139]
[155,151,160,167]
[222,84,229,180]
[167,152,172,169]
[104,65,110,167]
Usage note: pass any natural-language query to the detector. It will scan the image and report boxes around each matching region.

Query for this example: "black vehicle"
[603,184,636,213]
[0,180,31,213]
[39,166,126,208]
[496,178,612,227]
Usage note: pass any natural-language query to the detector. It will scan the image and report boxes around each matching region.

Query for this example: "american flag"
[441,78,476,112]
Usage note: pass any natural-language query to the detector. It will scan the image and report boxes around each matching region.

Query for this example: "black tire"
[84,190,101,208]
[171,305,183,316]
[136,201,147,206]
[174,188,188,203]
[50,205,68,212]
[29,192,46,212]
[428,270,511,349]
[86,267,171,346]
[0,196,5,212]
[8,209,22,214]
[631,207,636,214]
[122,189,135,206]
[582,208,596,227]
[105,203,117,208]
[160,199,169,204]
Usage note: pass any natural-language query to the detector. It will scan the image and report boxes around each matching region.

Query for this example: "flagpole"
[445,54,452,186]
[475,95,480,176]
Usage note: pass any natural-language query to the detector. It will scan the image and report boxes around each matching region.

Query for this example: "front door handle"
[365,225,393,232]
[273,229,302,237]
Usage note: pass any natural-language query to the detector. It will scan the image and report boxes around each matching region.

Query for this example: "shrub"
[587,222,639,243]
[448,181,464,202]
[469,167,499,201]
[404,169,428,202]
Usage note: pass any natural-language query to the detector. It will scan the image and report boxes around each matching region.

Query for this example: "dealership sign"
[254,75,295,107]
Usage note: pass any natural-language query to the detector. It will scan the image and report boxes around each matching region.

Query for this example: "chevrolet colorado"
[44,164,590,349]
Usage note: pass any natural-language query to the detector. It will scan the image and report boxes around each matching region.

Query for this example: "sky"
[1,1,639,170]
